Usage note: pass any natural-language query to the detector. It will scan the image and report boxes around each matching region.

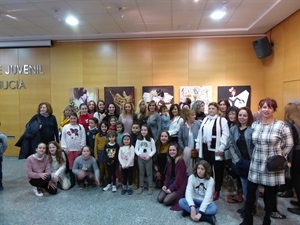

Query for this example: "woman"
[119,102,135,134]
[196,102,229,201]
[178,108,201,176]
[157,143,187,211]
[168,104,184,143]
[218,98,230,117]
[192,100,206,122]
[28,102,59,145]
[284,102,300,215]
[59,105,74,135]
[103,103,119,124]
[179,160,217,224]
[87,100,97,115]
[154,131,171,188]
[240,98,293,225]
[229,107,254,213]
[133,99,148,127]
[93,100,106,126]
[147,100,161,141]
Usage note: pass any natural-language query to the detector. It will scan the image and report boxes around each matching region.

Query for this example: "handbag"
[266,155,286,171]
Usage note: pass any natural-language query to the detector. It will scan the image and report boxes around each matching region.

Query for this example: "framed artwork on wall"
[180,86,212,113]
[218,86,251,108]
[69,87,99,112]
[104,86,135,115]
[142,86,174,107]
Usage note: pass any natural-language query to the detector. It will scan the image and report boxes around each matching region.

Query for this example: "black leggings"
[202,144,224,192]
[246,181,277,222]
[29,175,57,195]
[157,190,177,206]
[122,167,133,186]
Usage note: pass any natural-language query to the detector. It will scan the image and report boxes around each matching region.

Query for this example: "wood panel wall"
[1,11,299,156]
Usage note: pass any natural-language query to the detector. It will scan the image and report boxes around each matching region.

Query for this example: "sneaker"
[271,211,286,219]
[181,210,190,217]
[148,187,154,195]
[127,188,133,195]
[121,188,127,195]
[103,183,112,191]
[112,185,117,192]
[136,187,143,194]
[33,187,43,197]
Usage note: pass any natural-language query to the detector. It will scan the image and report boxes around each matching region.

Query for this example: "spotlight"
[210,1,227,20]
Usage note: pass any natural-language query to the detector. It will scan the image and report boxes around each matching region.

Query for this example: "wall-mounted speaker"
[252,37,273,59]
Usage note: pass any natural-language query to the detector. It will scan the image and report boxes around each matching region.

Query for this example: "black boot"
[239,213,253,225]
[69,172,76,189]
[199,214,216,225]
[262,216,271,225]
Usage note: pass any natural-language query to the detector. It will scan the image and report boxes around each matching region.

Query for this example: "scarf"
[40,112,49,117]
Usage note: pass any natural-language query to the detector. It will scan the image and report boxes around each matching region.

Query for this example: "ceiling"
[0,0,299,42]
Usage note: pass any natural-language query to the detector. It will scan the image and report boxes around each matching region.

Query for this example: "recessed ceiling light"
[65,16,79,26]
[210,10,226,20]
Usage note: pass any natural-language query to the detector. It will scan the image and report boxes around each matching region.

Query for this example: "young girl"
[61,112,86,187]
[118,133,135,195]
[72,146,100,188]
[134,124,156,195]
[103,130,119,192]
[104,103,119,124]
[119,102,134,134]
[157,143,187,210]
[154,131,171,188]
[108,115,118,131]
[94,121,109,187]
[26,142,57,197]
[116,122,124,146]
[78,103,93,131]
[48,141,71,190]
[179,160,218,224]
[93,100,106,126]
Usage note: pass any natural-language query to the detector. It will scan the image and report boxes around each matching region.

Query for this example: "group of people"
[8,96,300,225]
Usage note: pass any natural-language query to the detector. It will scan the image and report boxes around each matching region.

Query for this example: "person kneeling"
[26,143,57,197]
[179,160,218,225]
[72,146,100,188]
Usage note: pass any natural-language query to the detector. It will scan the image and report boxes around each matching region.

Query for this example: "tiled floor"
[0,157,299,225]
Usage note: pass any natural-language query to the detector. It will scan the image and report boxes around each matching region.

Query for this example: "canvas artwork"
[104,86,135,115]
[69,88,99,112]
[142,86,174,106]
[217,86,251,108]
[180,86,212,112]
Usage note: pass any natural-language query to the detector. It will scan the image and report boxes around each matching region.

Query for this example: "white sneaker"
[33,187,43,197]
[103,183,112,191]
[112,185,117,192]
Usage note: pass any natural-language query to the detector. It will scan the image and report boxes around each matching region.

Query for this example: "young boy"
[0,131,8,191]
[130,122,140,146]
[103,130,119,192]
[160,105,170,131]
[86,117,99,157]
[130,122,140,189]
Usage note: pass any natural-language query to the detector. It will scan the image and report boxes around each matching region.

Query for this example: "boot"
[213,191,220,201]
[239,213,253,225]
[69,172,76,189]
[262,216,271,225]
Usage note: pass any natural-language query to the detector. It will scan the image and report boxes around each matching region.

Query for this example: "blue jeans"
[179,198,218,215]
